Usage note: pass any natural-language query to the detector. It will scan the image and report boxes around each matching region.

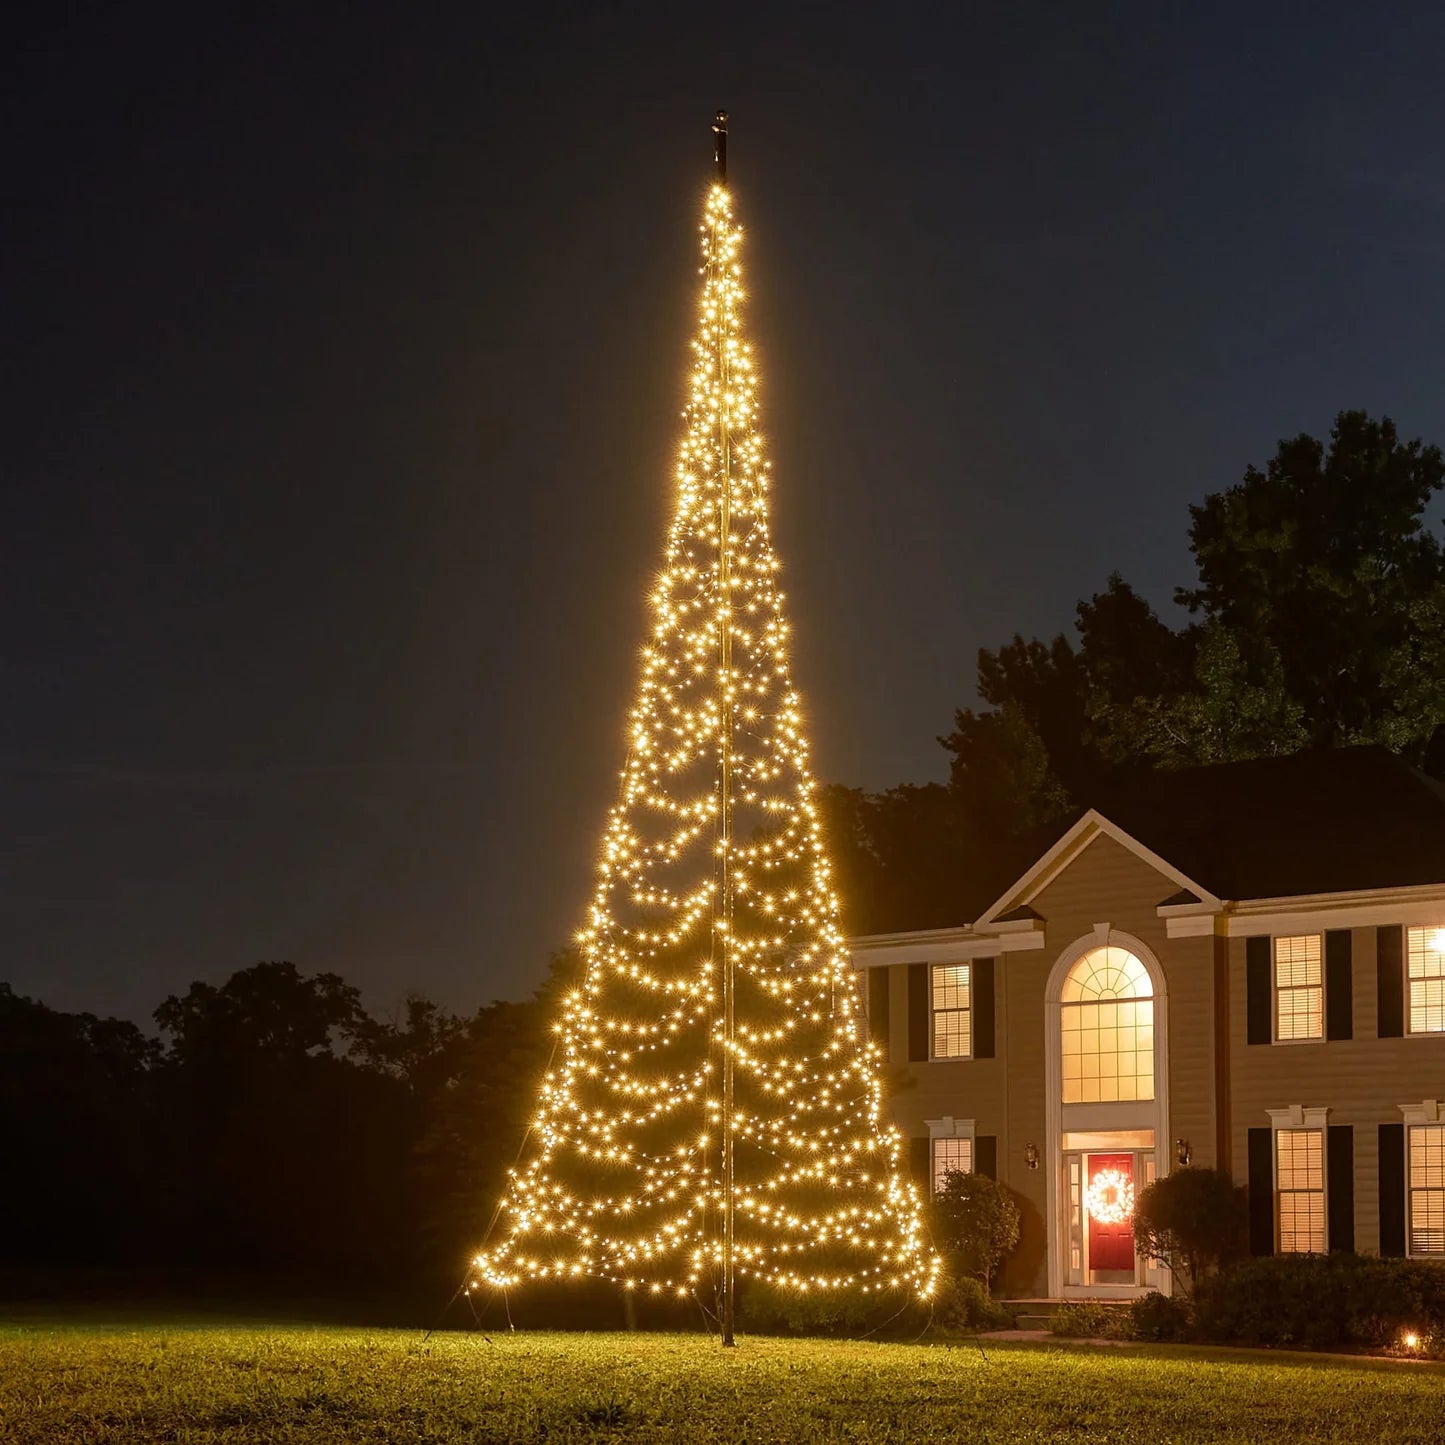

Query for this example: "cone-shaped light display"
[474,157,937,1320]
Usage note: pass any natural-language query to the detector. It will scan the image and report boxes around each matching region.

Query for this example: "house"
[850,746,1445,1299]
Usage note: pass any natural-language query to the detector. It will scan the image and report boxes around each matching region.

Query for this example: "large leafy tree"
[1179,410,1445,756]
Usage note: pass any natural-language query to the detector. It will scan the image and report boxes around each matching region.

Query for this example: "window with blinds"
[931,963,971,1059]
[1274,934,1323,1041]
[1406,926,1445,1034]
[1409,1124,1445,1257]
[1276,1128,1325,1253]
[931,1136,973,1193]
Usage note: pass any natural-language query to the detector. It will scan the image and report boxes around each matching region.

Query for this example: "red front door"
[1086,1152,1136,1274]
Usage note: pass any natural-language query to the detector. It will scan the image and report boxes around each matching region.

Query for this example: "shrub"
[1193,1255,1445,1355]
[932,1276,1016,1334]
[737,1283,877,1338]
[1129,1290,1193,1342]
[1047,1301,1134,1340]
[931,1171,1021,1291]
[1132,1168,1247,1293]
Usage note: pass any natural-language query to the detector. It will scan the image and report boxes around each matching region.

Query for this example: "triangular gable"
[973,809,1222,929]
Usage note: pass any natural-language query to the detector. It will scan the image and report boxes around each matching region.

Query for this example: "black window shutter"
[1327,1125,1354,1253]
[907,963,929,1062]
[1325,931,1353,1041]
[973,958,996,1059]
[1377,925,1404,1038]
[976,1135,997,1180]
[1246,937,1272,1045]
[867,967,891,1055]
[1379,1123,1406,1256]
[910,1135,931,1190]
[1247,1127,1274,1255]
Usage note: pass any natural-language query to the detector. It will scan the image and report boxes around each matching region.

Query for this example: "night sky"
[6,3,1445,1023]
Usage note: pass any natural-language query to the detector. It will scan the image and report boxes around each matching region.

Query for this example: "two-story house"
[851,746,1445,1299]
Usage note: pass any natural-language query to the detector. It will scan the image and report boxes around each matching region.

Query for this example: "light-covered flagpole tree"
[474,113,936,1343]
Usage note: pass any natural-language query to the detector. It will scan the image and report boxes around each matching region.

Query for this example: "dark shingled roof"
[1091,746,1445,902]
[855,747,1445,939]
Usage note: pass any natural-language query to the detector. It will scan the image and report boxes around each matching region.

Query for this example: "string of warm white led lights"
[473,121,938,1331]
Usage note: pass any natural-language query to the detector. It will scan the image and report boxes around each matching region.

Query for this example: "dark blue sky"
[5,2,1445,1022]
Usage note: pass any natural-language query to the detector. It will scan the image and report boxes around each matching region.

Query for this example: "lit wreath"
[1084,1169,1135,1225]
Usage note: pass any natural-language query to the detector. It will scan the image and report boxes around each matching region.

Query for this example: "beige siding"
[1226,925,1445,1254]
[1030,833,1219,1169]
[881,961,1008,1147]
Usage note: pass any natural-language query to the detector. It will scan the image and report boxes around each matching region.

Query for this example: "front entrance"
[1063,1144,1159,1293]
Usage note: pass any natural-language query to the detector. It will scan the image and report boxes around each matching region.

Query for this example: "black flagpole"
[713,109,728,181]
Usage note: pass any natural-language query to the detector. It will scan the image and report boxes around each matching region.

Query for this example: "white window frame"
[1268,1105,1329,1254]
[925,1116,975,1194]
[1405,926,1445,1036]
[1272,933,1324,1043]
[930,962,972,1060]
[1400,1100,1445,1258]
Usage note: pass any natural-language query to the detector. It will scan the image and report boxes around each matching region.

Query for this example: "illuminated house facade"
[850,746,1445,1299]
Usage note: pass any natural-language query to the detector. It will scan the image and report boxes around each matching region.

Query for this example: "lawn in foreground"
[2,1314,1443,1444]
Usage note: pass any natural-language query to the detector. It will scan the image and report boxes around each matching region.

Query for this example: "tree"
[1179,410,1445,760]
[474,180,934,1315]
[154,960,364,1065]
[931,1170,1020,1293]
[1132,1167,1247,1293]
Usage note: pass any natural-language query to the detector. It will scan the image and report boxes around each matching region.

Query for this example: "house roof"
[849,746,1445,942]
[1089,745,1445,901]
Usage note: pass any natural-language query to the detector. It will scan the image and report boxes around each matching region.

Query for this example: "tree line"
[5,410,1443,1303]
[824,410,1445,932]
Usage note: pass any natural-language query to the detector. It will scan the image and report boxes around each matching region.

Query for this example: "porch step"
[1002,1298,1135,1333]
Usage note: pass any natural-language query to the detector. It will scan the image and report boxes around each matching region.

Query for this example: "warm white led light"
[471,185,936,1303]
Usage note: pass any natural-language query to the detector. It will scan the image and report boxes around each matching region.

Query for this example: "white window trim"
[1043,927,1171,1298]
[1272,933,1325,1045]
[1268,1105,1330,1254]
[1404,925,1445,1037]
[929,961,973,1061]
[1399,1099,1445,1258]
[925,1116,976,1194]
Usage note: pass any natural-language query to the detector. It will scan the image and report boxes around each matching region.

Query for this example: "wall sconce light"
[1176,1138,1191,1167]
[1024,1143,1039,1170]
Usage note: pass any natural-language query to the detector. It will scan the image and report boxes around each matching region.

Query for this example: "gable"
[1029,831,1189,924]
[974,810,1218,928]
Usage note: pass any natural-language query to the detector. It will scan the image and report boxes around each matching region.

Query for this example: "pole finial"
[712,109,728,181]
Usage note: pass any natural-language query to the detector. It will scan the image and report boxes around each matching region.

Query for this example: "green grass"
[2,1310,1442,1443]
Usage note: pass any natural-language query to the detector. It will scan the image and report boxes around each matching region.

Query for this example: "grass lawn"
[2,1309,1443,1443]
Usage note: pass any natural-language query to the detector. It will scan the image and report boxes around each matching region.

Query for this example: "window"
[1407,926,1445,1034]
[931,963,971,1059]
[1274,934,1323,1041]
[1060,946,1154,1104]
[1409,1125,1445,1256]
[1276,1128,1325,1253]
[931,1135,973,1193]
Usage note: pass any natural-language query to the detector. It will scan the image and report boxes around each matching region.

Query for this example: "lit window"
[1276,1128,1325,1253]
[931,1136,973,1193]
[1409,1124,1445,1257]
[1060,946,1154,1104]
[931,964,971,1059]
[1406,927,1445,1034]
[1274,934,1323,1041]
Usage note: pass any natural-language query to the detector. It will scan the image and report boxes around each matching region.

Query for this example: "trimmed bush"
[932,1276,1016,1334]
[932,1171,1021,1291]
[1129,1290,1192,1342]
[1193,1254,1445,1355]
[1132,1167,1247,1293]
[1047,1301,1134,1340]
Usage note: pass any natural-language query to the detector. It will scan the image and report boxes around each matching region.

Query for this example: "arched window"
[1060,946,1155,1104]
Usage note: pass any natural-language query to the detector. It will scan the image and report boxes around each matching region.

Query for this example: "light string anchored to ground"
[471,113,938,1341]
